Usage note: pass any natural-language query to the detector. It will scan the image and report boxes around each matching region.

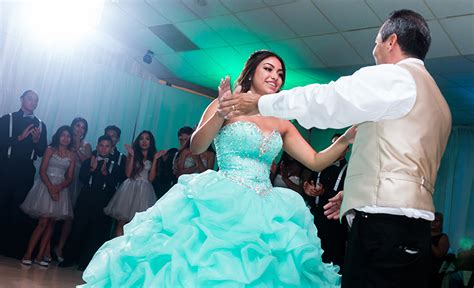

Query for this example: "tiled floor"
[0,255,84,288]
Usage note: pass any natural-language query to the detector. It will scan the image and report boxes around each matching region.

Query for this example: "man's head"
[104,125,122,148]
[373,9,431,64]
[96,135,113,157]
[20,90,39,114]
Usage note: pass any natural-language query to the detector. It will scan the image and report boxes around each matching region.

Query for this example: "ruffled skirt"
[83,170,340,287]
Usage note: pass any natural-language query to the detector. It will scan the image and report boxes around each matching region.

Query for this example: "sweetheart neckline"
[221,121,280,139]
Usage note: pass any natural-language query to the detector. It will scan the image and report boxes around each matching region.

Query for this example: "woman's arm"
[124,144,134,178]
[75,142,92,163]
[148,151,165,182]
[190,99,226,154]
[191,78,231,154]
[39,147,54,188]
[281,120,355,172]
[201,151,215,171]
[125,155,134,178]
[59,151,76,189]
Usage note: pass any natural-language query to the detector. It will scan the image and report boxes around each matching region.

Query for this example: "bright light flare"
[27,0,104,44]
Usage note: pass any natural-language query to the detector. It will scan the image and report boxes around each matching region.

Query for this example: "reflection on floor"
[0,255,84,288]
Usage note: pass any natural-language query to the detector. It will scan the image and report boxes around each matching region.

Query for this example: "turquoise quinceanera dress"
[82,121,340,287]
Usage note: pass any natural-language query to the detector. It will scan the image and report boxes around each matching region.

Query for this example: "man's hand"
[90,155,98,171]
[341,125,357,145]
[323,191,343,220]
[219,87,261,118]
[31,127,41,143]
[18,124,34,141]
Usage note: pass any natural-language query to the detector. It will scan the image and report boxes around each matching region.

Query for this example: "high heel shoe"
[53,246,64,263]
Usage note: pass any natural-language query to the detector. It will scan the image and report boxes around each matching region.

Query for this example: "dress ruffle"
[104,178,157,221]
[83,170,340,287]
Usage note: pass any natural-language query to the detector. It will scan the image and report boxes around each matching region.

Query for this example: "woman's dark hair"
[70,117,89,140]
[50,125,74,150]
[131,130,157,178]
[178,126,194,137]
[380,9,431,60]
[236,50,286,93]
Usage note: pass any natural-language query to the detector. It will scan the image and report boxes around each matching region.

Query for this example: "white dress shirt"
[259,58,421,129]
[259,58,434,221]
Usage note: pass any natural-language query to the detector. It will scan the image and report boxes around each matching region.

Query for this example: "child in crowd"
[59,135,121,270]
[104,125,127,186]
[20,126,75,266]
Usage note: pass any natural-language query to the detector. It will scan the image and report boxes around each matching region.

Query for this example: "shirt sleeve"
[258,64,417,129]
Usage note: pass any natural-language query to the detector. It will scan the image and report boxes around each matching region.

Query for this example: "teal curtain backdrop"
[0,32,212,152]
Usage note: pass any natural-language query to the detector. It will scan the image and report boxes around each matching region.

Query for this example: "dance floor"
[0,255,84,287]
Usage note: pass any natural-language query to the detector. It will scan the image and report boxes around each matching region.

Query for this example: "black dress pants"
[342,211,431,288]
[0,159,36,258]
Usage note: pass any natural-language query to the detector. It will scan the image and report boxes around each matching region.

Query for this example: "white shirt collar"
[397,57,424,66]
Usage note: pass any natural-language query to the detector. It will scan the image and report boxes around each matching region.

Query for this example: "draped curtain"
[434,126,474,251]
[0,31,212,152]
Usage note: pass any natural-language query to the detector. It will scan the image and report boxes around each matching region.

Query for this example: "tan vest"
[341,61,452,217]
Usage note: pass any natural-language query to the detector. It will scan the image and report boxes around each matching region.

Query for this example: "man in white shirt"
[219,9,452,288]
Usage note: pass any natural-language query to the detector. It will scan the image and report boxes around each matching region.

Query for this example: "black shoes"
[58,259,73,268]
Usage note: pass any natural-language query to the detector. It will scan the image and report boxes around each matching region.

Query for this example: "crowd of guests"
[0,90,215,271]
[0,90,465,286]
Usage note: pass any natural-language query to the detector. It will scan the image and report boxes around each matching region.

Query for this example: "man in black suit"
[0,90,48,258]
[303,133,349,273]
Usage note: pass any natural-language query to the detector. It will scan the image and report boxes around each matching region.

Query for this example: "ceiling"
[3,0,474,125]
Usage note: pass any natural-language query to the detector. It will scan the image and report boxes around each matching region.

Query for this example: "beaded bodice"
[135,160,152,181]
[214,121,282,195]
[47,153,71,180]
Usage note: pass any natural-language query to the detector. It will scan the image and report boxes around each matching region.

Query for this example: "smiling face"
[250,56,284,95]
